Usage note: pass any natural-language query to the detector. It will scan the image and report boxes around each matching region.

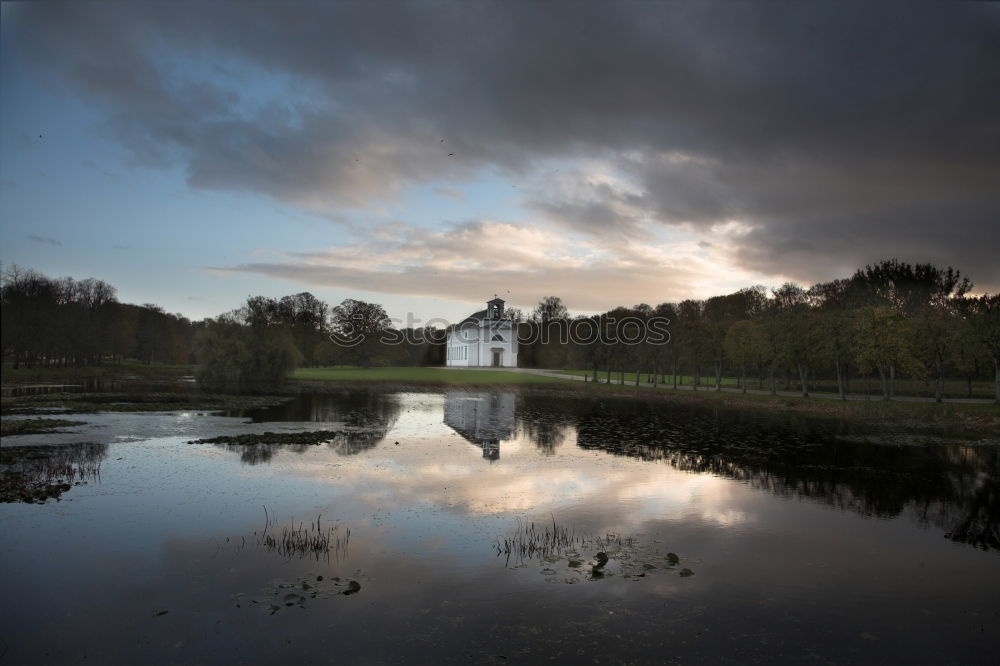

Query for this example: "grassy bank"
[560,368,995,400]
[292,367,568,385]
[574,380,999,432]
[1,361,196,384]
[291,366,997,430]
[563,367,993,401]
[561,369,739,387]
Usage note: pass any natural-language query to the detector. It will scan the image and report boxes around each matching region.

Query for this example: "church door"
[492,350,502,367]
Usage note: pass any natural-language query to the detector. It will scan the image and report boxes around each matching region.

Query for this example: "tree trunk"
[889,364,895,398]
[768,363,776,395]
[835,358,845,401]
[878,365,890,401]
[672,363,678,389]
[935,357,943,403]
[798,363,809,397]
[714,362,722,391]
[994,356,999,405]
[741,365,747,394]
[634,368,640,387]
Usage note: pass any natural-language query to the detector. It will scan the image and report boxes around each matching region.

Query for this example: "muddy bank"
[1,417,87,436]
[2,391,293,415]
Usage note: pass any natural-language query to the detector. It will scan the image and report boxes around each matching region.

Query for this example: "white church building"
[446,297,518,368]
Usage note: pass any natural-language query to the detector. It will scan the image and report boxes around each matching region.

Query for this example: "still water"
[1,389,997,664]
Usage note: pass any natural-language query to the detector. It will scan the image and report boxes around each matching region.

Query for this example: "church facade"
[446,297,518,368]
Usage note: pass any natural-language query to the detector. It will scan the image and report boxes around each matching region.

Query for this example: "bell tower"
[486,295,505,320]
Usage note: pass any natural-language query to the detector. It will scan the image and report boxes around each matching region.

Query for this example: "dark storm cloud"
[10,1,1000,287]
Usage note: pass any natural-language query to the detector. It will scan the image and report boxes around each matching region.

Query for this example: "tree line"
[1,266,194,368]
[3,260,998,401]
[519,260,999,402]
[194,295,444,389]
[0,266,444,386]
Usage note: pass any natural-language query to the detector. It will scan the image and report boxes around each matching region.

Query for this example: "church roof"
[457,309,487,326]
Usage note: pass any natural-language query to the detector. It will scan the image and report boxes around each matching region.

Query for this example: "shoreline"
[2,365,997,434]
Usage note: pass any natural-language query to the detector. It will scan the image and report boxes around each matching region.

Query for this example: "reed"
[253,506,350,561]
[494,516,632,566]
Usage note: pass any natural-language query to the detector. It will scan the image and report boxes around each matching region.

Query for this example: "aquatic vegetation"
[249,507,351,561]
[235,571,367,614]
[0,444,105,503]
[192,427,393,464]
[494,518,695,583]
[0,417,86,436]
[3,392,292,415]
[189,430,349,447]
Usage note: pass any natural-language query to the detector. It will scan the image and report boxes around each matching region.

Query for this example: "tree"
[195,318,301,391]
[724,320,762,393]
[276,292,329,366]
[855,306,922,400]
[675,299,705,389]
[809,279,856,400]
[950,311,986,398]
[915,300,961,402]
[330,299,392,368]
[653,302,679,387]
[849,259,972,314]
[532,296,568,322]
[966,294,1000,404]
[504,307,525,322]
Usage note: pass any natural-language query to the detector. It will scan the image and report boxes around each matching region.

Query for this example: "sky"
[2,1,998,326]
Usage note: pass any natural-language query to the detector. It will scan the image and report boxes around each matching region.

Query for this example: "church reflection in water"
[443,391,516,460]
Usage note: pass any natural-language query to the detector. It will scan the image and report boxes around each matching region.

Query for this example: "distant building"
[442,391,516,460]
[446,296,518,367]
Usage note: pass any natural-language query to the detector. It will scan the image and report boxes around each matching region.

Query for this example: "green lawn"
[292,366,569,384]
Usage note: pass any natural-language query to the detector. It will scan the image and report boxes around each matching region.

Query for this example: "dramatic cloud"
[213,220,763,316]
[9,1,1000,292]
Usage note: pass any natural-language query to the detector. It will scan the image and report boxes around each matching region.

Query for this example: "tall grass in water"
[0,445,104,503]
[494,516,632,566]
[253,506,350,561]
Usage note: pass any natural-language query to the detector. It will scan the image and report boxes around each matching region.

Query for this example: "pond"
[1,388,998,664]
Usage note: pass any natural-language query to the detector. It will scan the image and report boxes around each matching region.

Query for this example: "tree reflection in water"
[217,390,402,464]
[236,389,997,551]
[523,393,999,552]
